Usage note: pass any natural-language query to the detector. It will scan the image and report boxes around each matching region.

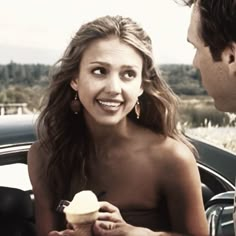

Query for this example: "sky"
[0,0,195,65]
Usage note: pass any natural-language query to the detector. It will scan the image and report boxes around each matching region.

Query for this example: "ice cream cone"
[63,190,100,236]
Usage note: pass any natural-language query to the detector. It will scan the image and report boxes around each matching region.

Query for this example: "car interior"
[0,186,35,236]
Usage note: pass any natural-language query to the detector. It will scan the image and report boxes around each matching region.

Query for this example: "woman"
[28,15,208,236]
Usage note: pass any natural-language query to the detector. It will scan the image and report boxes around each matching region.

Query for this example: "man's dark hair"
[181,0,236,61]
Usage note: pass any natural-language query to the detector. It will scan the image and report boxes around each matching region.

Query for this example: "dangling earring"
[70,92,81,114]
[135,100,141,119]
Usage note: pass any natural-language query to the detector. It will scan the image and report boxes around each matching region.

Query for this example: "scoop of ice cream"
[63,190,99,225]
[64,190,99,214]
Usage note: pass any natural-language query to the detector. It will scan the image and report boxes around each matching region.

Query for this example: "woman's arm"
[161,140,208,235]
[28,142,59,236]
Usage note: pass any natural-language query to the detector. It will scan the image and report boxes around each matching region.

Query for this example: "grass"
[178,96,236,153]
[185,126,236,153]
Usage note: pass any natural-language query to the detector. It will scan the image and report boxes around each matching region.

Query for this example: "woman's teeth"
[98,100,121,107]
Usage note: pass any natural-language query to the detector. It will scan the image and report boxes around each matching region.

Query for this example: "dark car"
[0,114,235,236]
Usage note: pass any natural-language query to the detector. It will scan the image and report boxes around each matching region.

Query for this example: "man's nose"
[104,74,122,94]
[192,54,198,69]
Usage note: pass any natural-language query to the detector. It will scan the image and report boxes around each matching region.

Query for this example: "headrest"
[0,186,33,219]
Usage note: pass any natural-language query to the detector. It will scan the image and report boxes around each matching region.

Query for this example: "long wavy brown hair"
[37,15,196,205]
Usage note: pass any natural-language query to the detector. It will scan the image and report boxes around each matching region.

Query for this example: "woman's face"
[71,36,143,126]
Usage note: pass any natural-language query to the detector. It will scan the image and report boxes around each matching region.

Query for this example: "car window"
[0,163,32,191]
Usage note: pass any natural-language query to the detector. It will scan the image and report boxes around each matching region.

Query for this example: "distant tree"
[160,64,206,95]
[0,66,9,83]
[0,62,208,110]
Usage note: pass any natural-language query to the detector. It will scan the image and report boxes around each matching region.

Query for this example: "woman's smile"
[97,99,123,112]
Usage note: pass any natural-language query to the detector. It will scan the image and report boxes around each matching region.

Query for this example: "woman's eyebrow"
[89,61,140,69]
[89,61,110,66]
[121,65,140,69]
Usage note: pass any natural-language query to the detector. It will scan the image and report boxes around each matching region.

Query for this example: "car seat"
[0,186,36,236]
[201,183,215,206]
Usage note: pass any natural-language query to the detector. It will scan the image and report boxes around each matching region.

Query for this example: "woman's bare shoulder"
[162,137,194,160]
[147,135,196,169]
[156,137,199,183]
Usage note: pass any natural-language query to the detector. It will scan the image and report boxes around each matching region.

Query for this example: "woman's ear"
[138,88,144,97]
[70,78,79,91]
[138,82,144,96]
[222,42,236,77]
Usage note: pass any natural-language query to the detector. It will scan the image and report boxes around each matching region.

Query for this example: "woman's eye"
[123,70,136,79]
[92,67,106,75]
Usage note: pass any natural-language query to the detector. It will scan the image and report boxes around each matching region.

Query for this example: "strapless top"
[120,198,172,232]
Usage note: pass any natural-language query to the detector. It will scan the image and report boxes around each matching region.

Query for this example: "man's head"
[183,0,236,112]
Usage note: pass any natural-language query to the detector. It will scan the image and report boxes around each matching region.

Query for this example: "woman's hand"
[48,224,92,236]
[93,222,153,236]
[94,201,153,236]
[48,227,93,236]
[93,222,184,236]
[94,202,183,236]
[48,229,75,236]
[98,201,125,223]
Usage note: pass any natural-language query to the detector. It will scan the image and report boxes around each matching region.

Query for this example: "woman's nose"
[104,74,122,94]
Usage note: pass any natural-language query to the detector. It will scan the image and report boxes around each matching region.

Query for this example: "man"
[183,1,236,236]
[184,0,236,112]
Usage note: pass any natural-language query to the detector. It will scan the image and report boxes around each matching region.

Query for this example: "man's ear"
[222,42,236,77]
[70,78,79,91]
